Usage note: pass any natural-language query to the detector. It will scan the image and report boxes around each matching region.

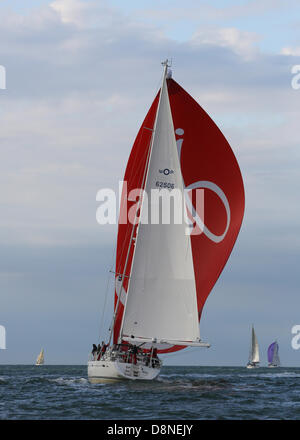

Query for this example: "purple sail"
[268,342,276,363]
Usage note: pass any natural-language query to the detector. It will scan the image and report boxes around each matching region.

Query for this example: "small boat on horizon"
[35,348,44,366]
[268,341,280,367]
[246,326,260,369]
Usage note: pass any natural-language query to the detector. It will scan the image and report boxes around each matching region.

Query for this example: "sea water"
[0,365,300,420]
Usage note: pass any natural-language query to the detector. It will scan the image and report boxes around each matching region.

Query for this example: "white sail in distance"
[36,348,44,365]
[249,327,259,363]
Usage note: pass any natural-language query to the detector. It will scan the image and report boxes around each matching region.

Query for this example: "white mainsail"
[249,326,259,364]
[36,348,44,366]
[120,66,200,346]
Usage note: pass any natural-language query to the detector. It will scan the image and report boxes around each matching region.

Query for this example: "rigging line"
[110,132,153,340]
[125,133,152,191]
[108,240,117,273]
[116,118,156,345]
[114,77,161,218]
[98,245,117,341]
[114,64,165,277]
[114,68,164,276]
[119,86,158,192]
[102,130,153,342]
[114,133,153,277]
[114,127,152,275]
[98,275,111,341]
[117,129,153,217]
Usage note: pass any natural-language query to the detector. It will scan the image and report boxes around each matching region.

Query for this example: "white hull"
[88,360,161,383]
[246,363,259,369]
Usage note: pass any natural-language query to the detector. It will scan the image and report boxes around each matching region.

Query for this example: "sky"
[0,0,300,366]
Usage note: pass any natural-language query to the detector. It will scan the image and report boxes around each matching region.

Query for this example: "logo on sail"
[176,128,231,243]
[159,168,174,176]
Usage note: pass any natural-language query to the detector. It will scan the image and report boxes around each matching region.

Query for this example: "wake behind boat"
[88,60,245,383]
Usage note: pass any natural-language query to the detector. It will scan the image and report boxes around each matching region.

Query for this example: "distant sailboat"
[268,341,280,367]
[246,326,260,368]
[35,348,44,366]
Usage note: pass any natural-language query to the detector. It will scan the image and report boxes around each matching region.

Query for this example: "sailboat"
[35,348,44,366]
[246,326,260,368]
[268,341,280,367]
[88,60,245,382]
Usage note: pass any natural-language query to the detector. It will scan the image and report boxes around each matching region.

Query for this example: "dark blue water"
[0,365,300,419]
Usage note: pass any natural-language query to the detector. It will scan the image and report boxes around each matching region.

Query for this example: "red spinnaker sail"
[113,78,245,352]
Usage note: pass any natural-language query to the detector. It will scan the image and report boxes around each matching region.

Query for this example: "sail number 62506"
[155,181,174,189]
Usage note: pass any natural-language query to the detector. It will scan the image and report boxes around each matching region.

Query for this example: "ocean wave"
[160,372,216,379]
[239,372,300,379]
[157,375,230,391]
[23,376,89,387]
[49,377,89,386]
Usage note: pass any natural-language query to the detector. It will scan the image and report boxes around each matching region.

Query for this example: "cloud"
[50,0,90,26]
[133,0,299,23]
[281,46,300,56]
[191,27,260,60]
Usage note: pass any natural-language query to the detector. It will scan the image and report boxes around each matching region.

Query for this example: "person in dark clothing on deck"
[101,343,108,355]
[152,348,158,367]
[131,345,138,365]
[92,344,97,359]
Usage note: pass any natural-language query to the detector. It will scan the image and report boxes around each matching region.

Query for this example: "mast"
[117,60,170,345]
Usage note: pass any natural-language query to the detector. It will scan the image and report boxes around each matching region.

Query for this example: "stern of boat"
[87,349,162,383]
